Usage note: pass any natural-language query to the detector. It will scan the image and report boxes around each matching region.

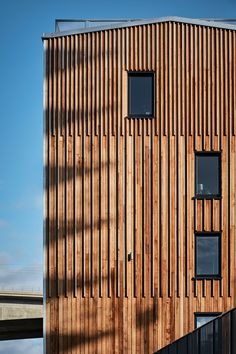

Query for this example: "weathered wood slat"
[44,22,236,353]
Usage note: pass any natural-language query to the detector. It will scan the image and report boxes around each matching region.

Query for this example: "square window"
[195,233,221,278]
[128,73,154,118]
[195,153,221,197]
[195,313,221,328]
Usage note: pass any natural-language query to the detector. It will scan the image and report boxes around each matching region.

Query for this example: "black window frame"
[195,151,221,199]
[194,312,222,328]
[128,71,155,118]
[195,232,221,280]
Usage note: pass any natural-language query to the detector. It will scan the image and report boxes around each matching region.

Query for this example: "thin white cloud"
[12,192,43,211]
[34,193,43,209]
[0,219,7,228]
[0,252,12,265]
[0,263,43,292]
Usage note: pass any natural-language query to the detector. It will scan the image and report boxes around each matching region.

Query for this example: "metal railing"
[155,308,236,354]
[55,19,141,32]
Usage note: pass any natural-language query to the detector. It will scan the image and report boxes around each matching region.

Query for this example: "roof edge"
[42,16,236,39]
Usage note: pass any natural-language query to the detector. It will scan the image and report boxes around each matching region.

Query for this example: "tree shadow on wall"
[45,39,160,354]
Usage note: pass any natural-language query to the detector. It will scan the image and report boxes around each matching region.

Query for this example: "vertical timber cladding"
[44,21,236,353]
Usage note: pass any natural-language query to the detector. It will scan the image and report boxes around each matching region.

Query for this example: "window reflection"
[195,234,220,278]
[128,73,154,117]
[196,315,218,328]
[195,153,220,197]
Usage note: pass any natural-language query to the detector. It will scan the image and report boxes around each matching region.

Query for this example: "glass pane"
[196,154,220,196]
[128,74,153,117]
[199,321,214,354]
[196,316,218,328]
[196,236,219,276]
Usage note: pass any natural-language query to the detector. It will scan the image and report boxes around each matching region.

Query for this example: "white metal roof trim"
[42,16,236,39]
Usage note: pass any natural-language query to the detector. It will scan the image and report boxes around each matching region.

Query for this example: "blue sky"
[0,0,236,352]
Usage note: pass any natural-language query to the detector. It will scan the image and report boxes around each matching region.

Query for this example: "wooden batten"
[44,21,236,353]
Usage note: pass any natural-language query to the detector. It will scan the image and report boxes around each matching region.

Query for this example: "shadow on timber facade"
[43,17,236,353]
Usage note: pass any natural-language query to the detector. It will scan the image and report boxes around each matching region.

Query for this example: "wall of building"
[44,21,236,353]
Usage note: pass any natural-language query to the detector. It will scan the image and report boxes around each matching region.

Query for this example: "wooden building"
[43,17,236,353]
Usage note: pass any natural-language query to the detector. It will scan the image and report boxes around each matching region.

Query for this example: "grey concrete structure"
[0,291,43,320]
[0,291,43,341]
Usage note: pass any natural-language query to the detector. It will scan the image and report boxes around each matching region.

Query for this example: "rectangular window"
[195,233,221,279]
[195,313,221,328]
[128,72,154,118]
[195,153,221,197]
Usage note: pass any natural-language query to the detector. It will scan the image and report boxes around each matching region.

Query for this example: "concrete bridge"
[0,290,43,340]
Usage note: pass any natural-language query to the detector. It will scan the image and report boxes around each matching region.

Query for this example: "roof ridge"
[42,16,236,39]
